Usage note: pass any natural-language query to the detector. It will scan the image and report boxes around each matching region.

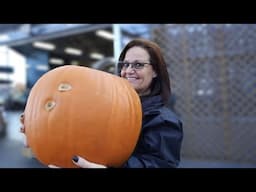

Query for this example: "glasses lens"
[123,62,130,68]
[134,62,145,69]
[119,61,149,70]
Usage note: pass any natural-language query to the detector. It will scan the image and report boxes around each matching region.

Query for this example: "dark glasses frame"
[118,61,151,70]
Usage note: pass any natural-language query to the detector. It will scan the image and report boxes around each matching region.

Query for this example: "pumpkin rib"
[105,75,122,166]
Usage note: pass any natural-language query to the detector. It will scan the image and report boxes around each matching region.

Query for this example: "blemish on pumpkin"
[45,100,56,111]
[58,83,72,92]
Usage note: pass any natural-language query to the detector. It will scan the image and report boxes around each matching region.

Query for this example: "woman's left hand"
[19,112,29,148]
[48,155,107,168]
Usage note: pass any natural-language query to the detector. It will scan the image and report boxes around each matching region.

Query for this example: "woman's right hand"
[19,112,29,147]
[48,155,107,168]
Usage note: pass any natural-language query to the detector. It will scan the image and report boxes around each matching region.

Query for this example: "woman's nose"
[125,65,135,73]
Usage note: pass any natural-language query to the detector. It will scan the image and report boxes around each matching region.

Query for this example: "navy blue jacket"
[122,95,183,168]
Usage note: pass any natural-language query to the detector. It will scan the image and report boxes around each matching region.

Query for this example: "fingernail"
[72,155,79,163]
[20,126,25,133]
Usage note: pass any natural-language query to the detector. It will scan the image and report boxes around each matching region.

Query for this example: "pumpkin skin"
[23,65,142,168]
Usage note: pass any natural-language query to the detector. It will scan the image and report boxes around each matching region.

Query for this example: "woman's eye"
[124,63,130,68]
[135,63,143,68]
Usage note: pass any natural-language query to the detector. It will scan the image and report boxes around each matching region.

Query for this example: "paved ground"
[0,110,46,168]
[179,158,256,168]
[0,138,46,168]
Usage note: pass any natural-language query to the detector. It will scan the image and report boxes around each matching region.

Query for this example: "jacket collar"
[140,95,164,114]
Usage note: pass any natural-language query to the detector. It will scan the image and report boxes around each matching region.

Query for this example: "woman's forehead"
[125,47,150,61]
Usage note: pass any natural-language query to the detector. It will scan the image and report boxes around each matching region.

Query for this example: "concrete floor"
[0,110,46,168]
[179,158,256,168]
[1,110,256,168]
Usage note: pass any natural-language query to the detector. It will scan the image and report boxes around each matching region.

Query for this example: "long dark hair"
[117,38,171,105]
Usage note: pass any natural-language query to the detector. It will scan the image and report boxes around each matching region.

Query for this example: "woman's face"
[121,46,157,96]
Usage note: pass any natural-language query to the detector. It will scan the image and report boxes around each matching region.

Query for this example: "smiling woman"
[20,38,183,168]
[116,38,183,168]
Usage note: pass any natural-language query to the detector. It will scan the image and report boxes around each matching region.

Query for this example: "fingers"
[48,164,61,168]
[23,134,29,147]
[20,112,25,134]
[20,113,24,124]
[19,124,29,147]
[19,112,28,147]
[72,155,106,168]
[20,125,25,133]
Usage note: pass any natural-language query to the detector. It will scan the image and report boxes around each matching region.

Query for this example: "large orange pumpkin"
[23,65,142,168]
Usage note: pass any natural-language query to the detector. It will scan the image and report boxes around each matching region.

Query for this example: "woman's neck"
[138,88,151,97]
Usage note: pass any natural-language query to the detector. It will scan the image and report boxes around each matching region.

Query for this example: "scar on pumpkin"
[45,100,56,112]
[58,83,72,92]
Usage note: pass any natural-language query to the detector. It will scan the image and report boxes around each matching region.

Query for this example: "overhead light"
[33,41,55,51]
[90,52,104,60]
[49,58,64,65]
[71,60,79,65]
[0,34,10,42]
[95,30,113,40]
[64,47,83,56]
[36,64,49,71]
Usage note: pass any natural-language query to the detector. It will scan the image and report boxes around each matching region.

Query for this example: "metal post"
[113,24,122,75]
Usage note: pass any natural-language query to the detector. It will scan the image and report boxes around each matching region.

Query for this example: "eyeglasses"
[119,61,151,70]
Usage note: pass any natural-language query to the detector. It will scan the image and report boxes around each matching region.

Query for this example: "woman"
[21,38,183,168]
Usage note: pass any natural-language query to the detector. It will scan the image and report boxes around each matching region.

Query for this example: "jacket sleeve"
[122,117,183,168]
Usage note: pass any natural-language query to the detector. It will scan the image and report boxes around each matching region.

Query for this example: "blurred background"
[0,24,255,168]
